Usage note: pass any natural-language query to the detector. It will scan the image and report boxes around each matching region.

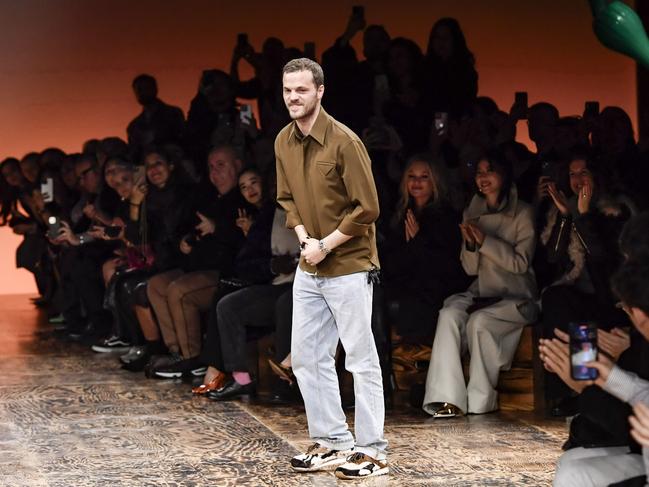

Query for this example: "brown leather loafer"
[192,373,226,395]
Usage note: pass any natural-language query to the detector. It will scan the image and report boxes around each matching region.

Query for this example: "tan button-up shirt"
[275,107,380,277]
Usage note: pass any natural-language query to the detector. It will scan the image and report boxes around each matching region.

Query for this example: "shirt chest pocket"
[316,160,337,177]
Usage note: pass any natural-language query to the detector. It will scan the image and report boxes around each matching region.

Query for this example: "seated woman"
[381,155,467,354]
[422,150,538,417]
[148,159,262,378]
[96,148,194,365]
[539,150,634,415]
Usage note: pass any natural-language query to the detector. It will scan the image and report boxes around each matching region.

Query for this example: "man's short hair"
[282,58,324,87]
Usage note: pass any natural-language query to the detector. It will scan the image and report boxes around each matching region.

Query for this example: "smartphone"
[104,225,122,238]
[304,41,316,60]
[47,215,61,238]
[237,33,249,48]
[434,112,449,136]
[584,101,600,118]
[239,104,253,125]
[41,178,54,203]
[569,322,599,380]
[540,160,554,179]
[515,91,528,108]
[352,5,365,19]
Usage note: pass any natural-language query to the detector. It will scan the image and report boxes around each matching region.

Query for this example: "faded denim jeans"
[291,267,388,459]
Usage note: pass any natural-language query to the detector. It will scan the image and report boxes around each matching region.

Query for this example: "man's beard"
[288,99,317,121]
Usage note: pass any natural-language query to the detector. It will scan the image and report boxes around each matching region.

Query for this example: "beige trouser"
[422,292,529,415]
[147,269,220,358]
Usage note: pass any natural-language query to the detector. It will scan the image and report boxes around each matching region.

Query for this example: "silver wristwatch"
[318,240,331,255]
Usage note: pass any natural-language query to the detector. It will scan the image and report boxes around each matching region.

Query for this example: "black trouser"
[62,243,113,332]
[217,283,293,372]
[105,269,153,345]
[541,284,626,401]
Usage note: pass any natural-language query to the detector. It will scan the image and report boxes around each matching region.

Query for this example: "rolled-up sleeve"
[337,140,379,236]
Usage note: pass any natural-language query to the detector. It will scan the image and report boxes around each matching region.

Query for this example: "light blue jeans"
[291,268,387,460]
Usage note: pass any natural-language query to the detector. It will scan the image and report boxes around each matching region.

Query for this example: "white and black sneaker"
[334,452,389,480]
[290,443,351,472]
[154,357,207,378]
[91,335,131,353]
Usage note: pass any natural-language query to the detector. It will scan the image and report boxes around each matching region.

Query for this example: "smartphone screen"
[434,112,449,135]
[239,104,253,125]
[569,322,598,380]
[47,215,61,237]
[41,178,54,203]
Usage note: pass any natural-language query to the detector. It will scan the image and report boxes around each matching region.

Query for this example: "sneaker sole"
[335,466,389,480]
[91,346,131,353]
[154,371,183,378]
[291,457,348,472]
[191,367,208,376]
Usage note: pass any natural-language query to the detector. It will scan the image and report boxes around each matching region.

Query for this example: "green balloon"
[590,0,649,69]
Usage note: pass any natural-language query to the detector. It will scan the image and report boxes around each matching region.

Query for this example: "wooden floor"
[0,294,567,486]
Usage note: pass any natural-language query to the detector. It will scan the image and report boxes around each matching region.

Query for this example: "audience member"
[127,74,185,163]
[422,151,538,417]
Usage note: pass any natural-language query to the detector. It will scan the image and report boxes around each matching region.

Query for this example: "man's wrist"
[319,239,331,255]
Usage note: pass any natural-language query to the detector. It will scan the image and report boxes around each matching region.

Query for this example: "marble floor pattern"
[0,295,567,486]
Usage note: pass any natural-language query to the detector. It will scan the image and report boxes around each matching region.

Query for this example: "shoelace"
[306,443,322,454]
[347,452,367,463]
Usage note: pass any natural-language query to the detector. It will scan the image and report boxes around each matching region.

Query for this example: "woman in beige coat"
[423,150,538,417]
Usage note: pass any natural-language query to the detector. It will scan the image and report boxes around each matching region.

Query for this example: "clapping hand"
[598,328,630,361]
[547,182,570,215]
[577,181,593,215]
[404,209,420,242]
[630,402,649,448]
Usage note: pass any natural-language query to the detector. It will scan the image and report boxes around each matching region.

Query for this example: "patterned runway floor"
[0,295,566,486]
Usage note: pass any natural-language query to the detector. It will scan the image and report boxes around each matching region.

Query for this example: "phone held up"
[569,322,599,381]
[46,216,61,239]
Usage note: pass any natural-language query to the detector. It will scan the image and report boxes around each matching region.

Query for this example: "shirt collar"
[290,106,328,146]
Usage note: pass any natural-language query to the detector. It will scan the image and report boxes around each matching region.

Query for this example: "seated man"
[540,259,649,486]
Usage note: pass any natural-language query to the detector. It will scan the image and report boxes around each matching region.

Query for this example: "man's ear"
[317,84,325,101]
[630,306,649,341]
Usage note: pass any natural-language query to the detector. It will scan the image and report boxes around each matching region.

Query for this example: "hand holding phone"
[569,322,599,380]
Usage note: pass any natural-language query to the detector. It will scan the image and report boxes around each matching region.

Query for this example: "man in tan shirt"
[275,58,388,480]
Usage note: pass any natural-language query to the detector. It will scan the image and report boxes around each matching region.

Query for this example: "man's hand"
[301,237,326,266]
[179,235,193,255]
[539,336,592,394]
[598,328,630,361]
[585,353,615,388]
[195,212,215,236]
[57,221,80,246]
[630,402,649,448]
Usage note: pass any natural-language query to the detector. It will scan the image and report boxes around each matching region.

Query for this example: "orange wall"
[0,0,637,294]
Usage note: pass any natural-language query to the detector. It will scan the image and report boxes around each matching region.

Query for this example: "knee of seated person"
[466,311,492,336]
[552,459,583,487]
[147,274,167,296]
